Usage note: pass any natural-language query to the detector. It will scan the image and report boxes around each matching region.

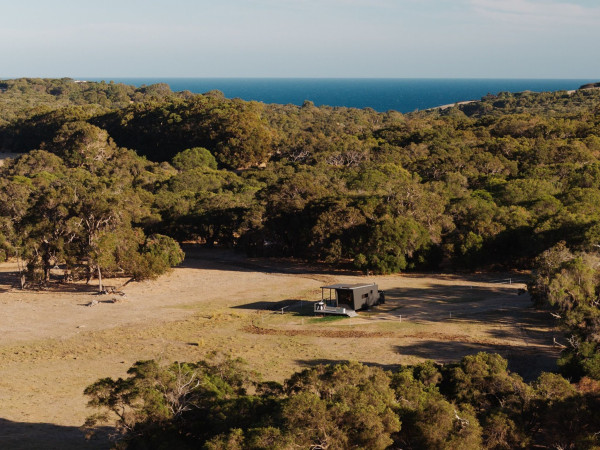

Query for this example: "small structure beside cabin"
[314,283,384,317]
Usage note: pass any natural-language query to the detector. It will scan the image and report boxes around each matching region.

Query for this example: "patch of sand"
[0,250,559,448]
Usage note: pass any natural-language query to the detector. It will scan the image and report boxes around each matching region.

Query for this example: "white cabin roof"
[321,283,376,290]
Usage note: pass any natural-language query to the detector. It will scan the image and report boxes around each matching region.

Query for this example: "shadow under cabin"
[314,283,384,317]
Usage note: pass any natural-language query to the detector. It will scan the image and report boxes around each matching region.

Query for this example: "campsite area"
[0,248,559,449]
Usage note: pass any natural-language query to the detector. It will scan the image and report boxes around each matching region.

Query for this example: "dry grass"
[0,249,559,449]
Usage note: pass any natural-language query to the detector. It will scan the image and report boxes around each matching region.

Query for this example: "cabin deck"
[314,303,358,317]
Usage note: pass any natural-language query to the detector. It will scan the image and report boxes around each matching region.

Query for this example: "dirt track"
[0,249,559,449]
[243,324,521,348]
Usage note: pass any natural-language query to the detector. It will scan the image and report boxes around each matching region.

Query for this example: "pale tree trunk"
[97,265,103,293]
[17,250,25,289]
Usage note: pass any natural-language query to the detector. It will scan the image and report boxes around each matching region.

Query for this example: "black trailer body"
[319,283,380,311]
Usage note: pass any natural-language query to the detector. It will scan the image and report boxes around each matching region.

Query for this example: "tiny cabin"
[314,283,382,316]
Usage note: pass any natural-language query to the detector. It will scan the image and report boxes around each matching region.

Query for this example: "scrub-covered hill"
[2,78,600,278]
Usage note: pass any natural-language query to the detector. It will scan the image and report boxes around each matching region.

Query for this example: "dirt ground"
[0,248,560,449]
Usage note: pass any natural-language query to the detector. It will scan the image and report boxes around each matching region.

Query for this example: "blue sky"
[1,0,599,78]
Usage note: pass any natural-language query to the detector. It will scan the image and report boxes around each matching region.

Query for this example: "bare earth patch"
[0,249,559,449]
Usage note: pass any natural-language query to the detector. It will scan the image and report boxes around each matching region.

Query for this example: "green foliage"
[483,412,528,450]
[412,397,483,450]
[7,78,600,447]
[172,147,218,171]
[132,234,185,280]
[0,127,183,287]
[283,362,401,449]
[533,372,577,401]
[444,352,532,413]
[3,78,600,278]
[528,243,600,380]
[85,353,600,449]
[353,216,431,274]
[49,121,117,169]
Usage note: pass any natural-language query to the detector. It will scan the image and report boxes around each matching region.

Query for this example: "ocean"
[85,78,597,113]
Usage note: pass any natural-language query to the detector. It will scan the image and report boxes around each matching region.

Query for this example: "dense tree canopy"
[3,78,600,448]
[84,353,600,449]
[529,243,600,380]
[2,78,600,276]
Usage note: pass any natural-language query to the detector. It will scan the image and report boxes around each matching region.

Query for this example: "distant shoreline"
[77,78,599,113]
[430,100,477,111]
[427,86,599,111]
[2,77,598,113]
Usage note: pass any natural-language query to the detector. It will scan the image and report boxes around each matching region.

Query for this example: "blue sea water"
[85,78,598,113]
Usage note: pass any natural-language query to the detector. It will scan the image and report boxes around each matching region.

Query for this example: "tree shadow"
[0,268,126,295]
[295,358,403,373]
[296,338,559,382]
[378,279,559,380]
[41,283,102,294]
[179,245,360,277]
[232,299,302,311]
[395,340,559,382]
[377,281,534,324]
[232,299,317,316]
[0,270,19,293]
[383,284,523,307]
[471,307,560,346]
[0,417,112,450]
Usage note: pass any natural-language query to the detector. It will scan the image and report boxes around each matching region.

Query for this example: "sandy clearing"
[0,256,321,345]
[0,249,559,449]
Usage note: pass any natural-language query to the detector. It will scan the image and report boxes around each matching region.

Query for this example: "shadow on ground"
[382,283,525,308]
[293,299,560,382]
[0,269,111,295]
[297,340,559,382]
[376,280,535,324]
[232,299,318,316]
[0,418,112,450]
[180,245,358,279]
[232,299,303,311]
[395,340,559,382]
[0,270,18,293]
[295,359,403,373]
[372,279,559,381]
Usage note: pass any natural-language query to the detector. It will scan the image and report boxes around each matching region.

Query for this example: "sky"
[0,0,599,78]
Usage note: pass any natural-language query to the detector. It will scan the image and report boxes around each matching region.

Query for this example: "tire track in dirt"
[242,324,523,348]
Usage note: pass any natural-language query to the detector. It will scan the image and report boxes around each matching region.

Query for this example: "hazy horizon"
[1,1,599,79]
